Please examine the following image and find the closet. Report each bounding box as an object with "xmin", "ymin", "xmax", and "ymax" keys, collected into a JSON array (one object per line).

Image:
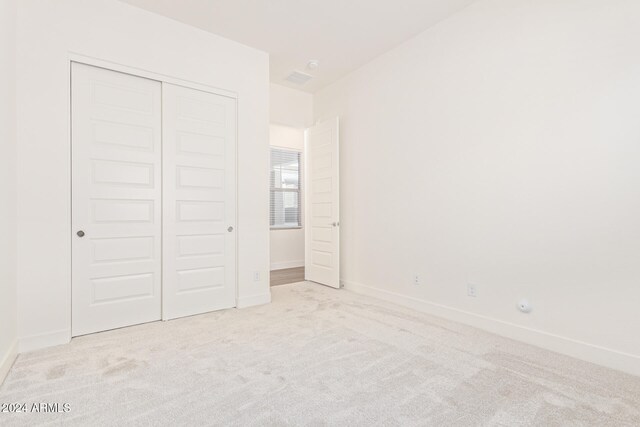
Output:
[{"xmin": 71, "ymin": 63, "xmax": 236, "ymax": 336}]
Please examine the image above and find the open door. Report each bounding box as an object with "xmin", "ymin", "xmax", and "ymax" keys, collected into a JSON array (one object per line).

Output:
[{"xmin": 305, "ymin": 117, "xmax": 340, "ymax": 288}]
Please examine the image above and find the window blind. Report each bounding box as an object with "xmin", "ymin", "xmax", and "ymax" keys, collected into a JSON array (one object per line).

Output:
[{"xmin": 270, "ymin": 148, "xmax": 302, "ymax": 228}]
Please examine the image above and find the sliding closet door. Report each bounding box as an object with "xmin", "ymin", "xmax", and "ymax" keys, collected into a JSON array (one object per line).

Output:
[
  {"xmin": 162, "ymin": 84, "xmax": 237, "ymax": 320},
  {"xmin": 71, "ymin": 63, "xmax": 162, "ymax": 336}
]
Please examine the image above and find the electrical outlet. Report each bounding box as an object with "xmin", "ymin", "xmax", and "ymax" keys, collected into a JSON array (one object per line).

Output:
[
  {"xmin": 254, "ymin": 271, "xmax": 261, "ymax": 282},
  {"xmin": 467, "ymin": 283, "xmax": 478, "ymax": 297},
  {"xmin": 414, "ymin": 275, "xmax": 421, "ymax": 285}
]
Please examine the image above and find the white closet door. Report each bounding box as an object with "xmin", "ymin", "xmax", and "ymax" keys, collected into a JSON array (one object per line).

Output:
[
  {"xmin": 71, "ymin": 63, "xmax": 162, "ymax": 336},
  {"xmin": 162, "ymin": 83, "xmax": 237, "ymax": 320}
]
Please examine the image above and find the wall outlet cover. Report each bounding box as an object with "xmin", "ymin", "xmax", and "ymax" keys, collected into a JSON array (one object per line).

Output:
[{"xmin": 467, "ymin": 284, "xmax": 478, "ymax": 297}]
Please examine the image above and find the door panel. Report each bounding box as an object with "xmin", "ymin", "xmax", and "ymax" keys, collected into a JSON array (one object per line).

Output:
[
  {"xmin": 305, "ymin": 118, "xmax": 340, "ymax": 288},
  {"xmin": 162, "ymin": 84, "xmax": 237, "ymax": 320},
  {"xmin": 72, "ymin": 63, "xmax": 162, "ymax": 336}
]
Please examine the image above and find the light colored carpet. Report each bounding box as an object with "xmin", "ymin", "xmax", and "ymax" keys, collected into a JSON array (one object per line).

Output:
[{"xmin": 1, "ymin": 282, "xmax": 639, "ymax": 426}]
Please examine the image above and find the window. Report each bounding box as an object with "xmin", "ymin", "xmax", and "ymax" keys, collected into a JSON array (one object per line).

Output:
[{"xmin": 270, "ymin": 148, "xmax": 301, "ymax": 229}]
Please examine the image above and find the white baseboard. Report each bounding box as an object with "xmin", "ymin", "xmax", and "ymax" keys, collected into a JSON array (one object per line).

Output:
[
  {"xmin": 342, "ymin": 280, "xmax": 640, "ymax": 377},
  {"xmin": 270, "ymin": 260, "xmax": 304, "ymax": 271},
  {"xmin": 0, "ymin": 339, "xmax": 18, "ymax": 386},
  {"xmin": 237, "ymin": 292, "xmax": 271, "ymax": 308},
  {"xmin": 19, "ymin": 329, "xmax": 71, "ymax": 354}
]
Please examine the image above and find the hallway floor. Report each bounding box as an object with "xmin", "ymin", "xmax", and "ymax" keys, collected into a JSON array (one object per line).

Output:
[{"xmin": 270, "ymin": 267, "xmax": 305, "ymax": 286}]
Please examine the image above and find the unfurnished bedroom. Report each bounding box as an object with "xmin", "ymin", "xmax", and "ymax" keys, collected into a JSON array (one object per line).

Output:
[{"xmin": 0, "ymin": 0, "xmax": 639, "ymax": 425}]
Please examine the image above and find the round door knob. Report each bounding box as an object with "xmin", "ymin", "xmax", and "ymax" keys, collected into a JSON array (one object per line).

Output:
[
  {"xmin": 77, "ymin": 230, "xmax": 85, "ymax": 237},
  {"xmin": 227, "ymin": 226, "xmax": 234, "ymax": 232}
]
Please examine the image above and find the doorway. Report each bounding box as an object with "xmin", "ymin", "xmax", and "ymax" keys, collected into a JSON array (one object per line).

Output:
[
  {"xmin": 269, "ymin": 118, "xmax": 340, "ymax": 288},
  {"xmin": 269, "ymin": 124, "xmax": 305, "ymax": 286}
]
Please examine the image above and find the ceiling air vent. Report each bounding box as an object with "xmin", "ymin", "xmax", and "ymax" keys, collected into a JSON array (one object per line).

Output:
[{"xmin": 285, "ymin": 70, "xmax": 313, "ymax": 85}]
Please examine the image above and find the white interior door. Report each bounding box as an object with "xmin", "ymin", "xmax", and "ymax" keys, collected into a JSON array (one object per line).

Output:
[
  {"xmin": 71, "ymin": 63, "xmax": 162, "ymax": 336},
  {"xmin": 305, "ymin": 118, "xmax": 340, "ymax": 288},
  {"xmin": 162, "ymin": 83, "xmax": 237, "ymax": 320}
]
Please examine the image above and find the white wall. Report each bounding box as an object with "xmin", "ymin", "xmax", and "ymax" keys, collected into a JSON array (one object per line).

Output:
[
  {"xmin": 16, "ymin": 0, "xmax": 270, "ymax": 352},
  {"xmin": 0, "ymin": 0, "xmax": 18, "ymax": 383},
  {"xmin": 270, "ymin": 83, "xmax": 313, "ymax": 129},
  {"xmin": 269, "ymin": 84, "xmax": 312, "ymax": 271},
  {"xmin": 270, "ymin": 124, "xmax": 305, "ymax": 270},
  {"xmin": 315, "ymin": 0, "xmax": 640, "ymax": 376}
]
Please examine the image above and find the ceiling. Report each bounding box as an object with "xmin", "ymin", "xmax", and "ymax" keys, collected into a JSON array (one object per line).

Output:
[{"xmin": 119, "ymin": 0, "xmax": 478, "ymax": 93}]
